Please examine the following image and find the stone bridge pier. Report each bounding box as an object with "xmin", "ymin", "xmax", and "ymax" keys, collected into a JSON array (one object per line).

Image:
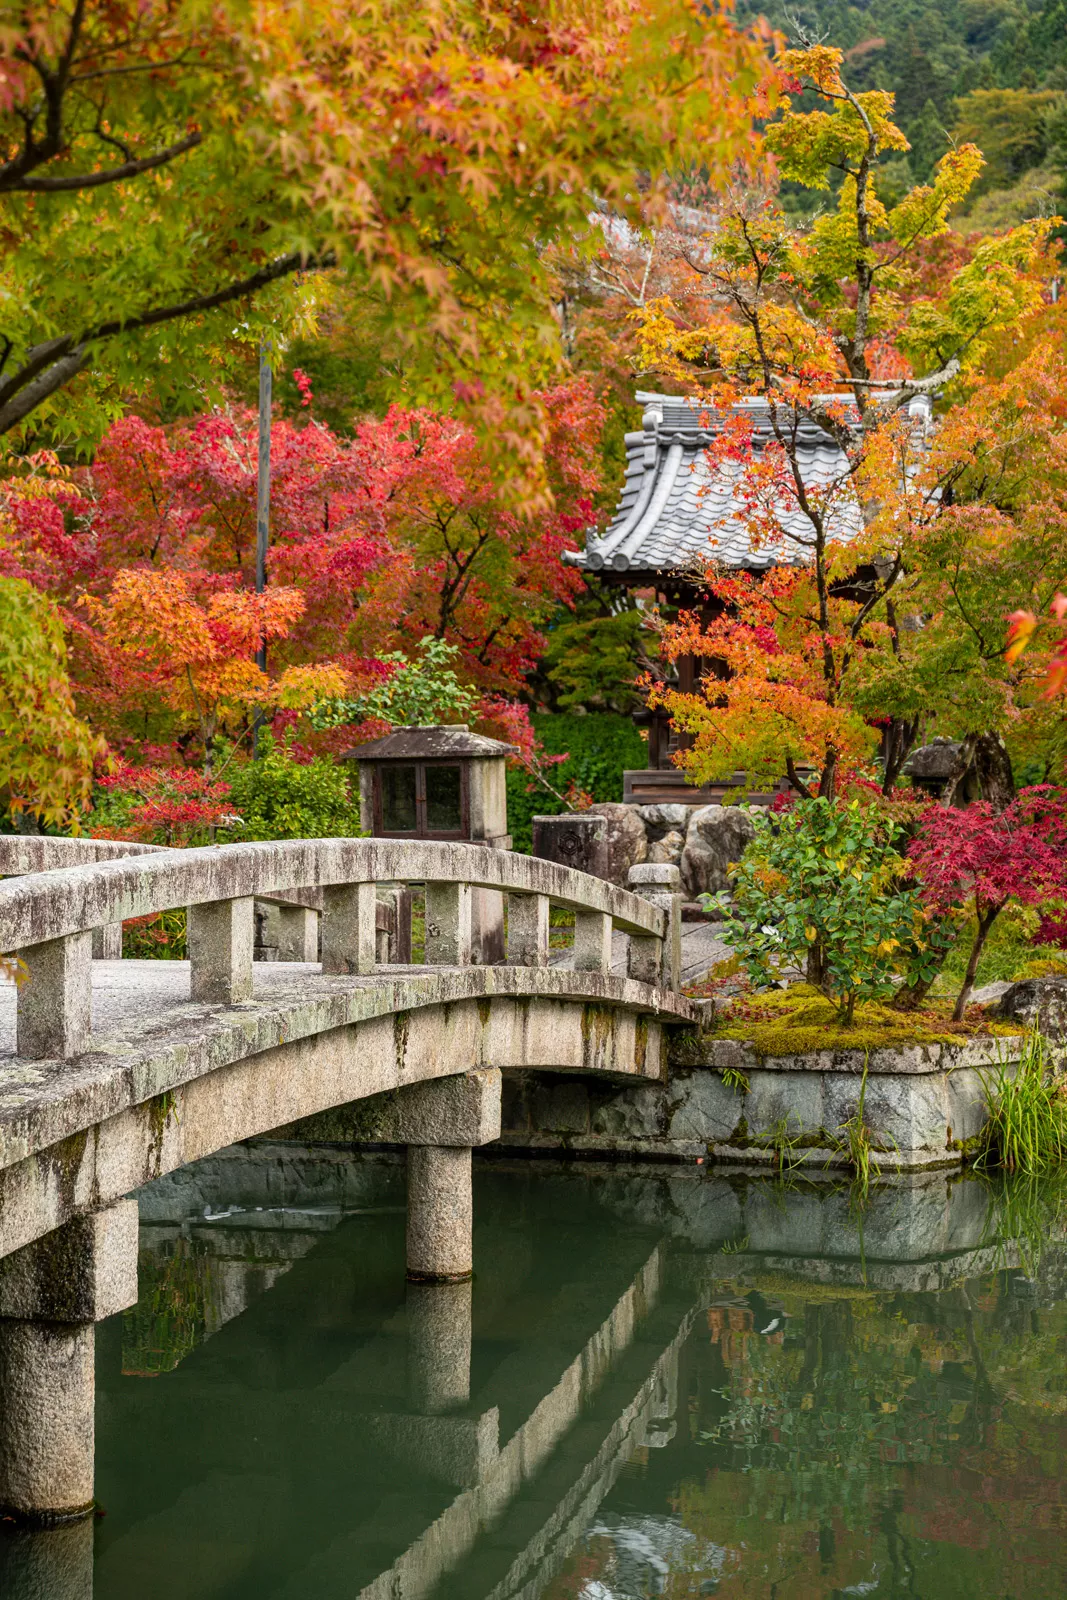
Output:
[
  {"xmin": 0, "ymin": 1072, "xmax": 499, "ymax": 1527},
  {"xmin": 0, "ymin": 1200, "xmax": 138, "ymax": 1525}
]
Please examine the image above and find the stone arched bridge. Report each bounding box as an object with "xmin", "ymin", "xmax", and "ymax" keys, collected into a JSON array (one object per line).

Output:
[{"xmin": 0, "ymin": 834, "xmax": 692, "ymax": 1525}]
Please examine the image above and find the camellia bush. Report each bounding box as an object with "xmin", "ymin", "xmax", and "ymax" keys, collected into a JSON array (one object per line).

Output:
[{"xmin": 710, "ymin": 798, "xmax": 942, "ymax": 1026}]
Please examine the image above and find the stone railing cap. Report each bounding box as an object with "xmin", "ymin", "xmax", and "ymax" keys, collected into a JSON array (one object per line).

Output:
[{"xmin": 628, "ymin": 863, "xmax": 681, "ymax": 888}]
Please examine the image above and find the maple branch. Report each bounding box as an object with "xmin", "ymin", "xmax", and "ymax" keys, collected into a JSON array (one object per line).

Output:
[
  {"xmin": 12, "ymin": 130, "xmax": 203, "ymax": 193},
  {"xmin": 0, "ymin": 250, "xmax": 326, "ymax": 435}
]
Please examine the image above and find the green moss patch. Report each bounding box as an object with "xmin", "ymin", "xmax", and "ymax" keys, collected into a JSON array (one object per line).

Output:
[{"xmin": 711, "ymin": 986, "xmax": 1025, "ymax": 1058}]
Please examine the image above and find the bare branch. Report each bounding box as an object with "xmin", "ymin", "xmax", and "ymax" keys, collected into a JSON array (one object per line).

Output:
[
  {"xmin": 7, "ymin": 129, "xmax": 202, "ymax": 193},
  {"xmin": 0, "ymin": 250, "xmax": 328, "ymax": 435}
]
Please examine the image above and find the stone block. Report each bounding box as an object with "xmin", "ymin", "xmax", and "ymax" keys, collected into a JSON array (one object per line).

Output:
[
  {"xmin": 91, "ymin": 923, "xmax": 122, "ymax": 961},
  {"xmin": 746, "ymin": 1070, "xmax": 825, "ymax": 1142},
  {"xmin": 0, "ymin": 1200, "xmax": 138, "ymax": 1324},
  {"xmin": 342, "ymin": 1068, "xmax": 502, "ymax": 1148},
  {"xmin": 187, "ymin": 896, "xmax": 254, "ymax": 1003},
  {"xmin": 590, "ymin": 1082, "xmax": 664, "ymax": 1140},
  {"xmin": 997, "ymin": 977, "xmax": 1067, "ymax": 1043},
  {"xmin": 531, "ymin": 1077, "xmax": 591, "ymax": 1136},
  {"xmin": 586, "ymin": 802, "xmax": 648, "ymax": 886},
  {"xmin": 0, "ymin": 1321, "xmax": 95, "ymax": 1521},
  {"xmin": 665, "ymin": 1069, "xmax": 741, "ymax": 1144},
  {"xmin": 424, "ymin": 882, "xmax": 472, "ymax": 966},
  {"xmin": 680, "ymin": 804, "xmax": 756, "ymax": 899},
  {"xmin": 636, "ymin": 804, "xmax": 692, "ymax": 833},
  {"xmin": 16, "ymin": 932, "xmax": 93, "ymax": 1061},
  {"xmin": 407, "ymin": 1145, "xmax": 472, "ymax": 1282},
  {"xmin": 648, "ymin": 830, "xmax": 686, "ymax": 865},
  {"xmin": 321, "ymin": 882, "xmax": 378, "ymax": 975},
  {"xmin": 531, "ymin": 815, "xmax": 607, "ymax": 878},
  {"xmin": 945, "ymin": 1065, "xmax": 997, "ymax": 1149}
]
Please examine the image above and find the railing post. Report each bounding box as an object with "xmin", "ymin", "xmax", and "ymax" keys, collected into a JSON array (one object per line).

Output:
[
  {"xmin": 187, "ymin": 897, "xmax": 254, "ymax": 1004},
  {"xmin": 321, "ymin": 882, "xmax": 377, "ymax": 975},
  {"xmin": 506, "ymin": 893, "xmax": 549, "ymax": 967},
  {"xmin": 276, "ymin": 904, "xmax": 319, "ymax": 963},
  {"xmin": 424, "ymin": 883, "xmax": 472, "ymax": 966},
  {"xmin": 572, "ymin": 909, "xmax": 613, "ymax": 974},
  {"xmin": 626, "ymin": 863, "xmax": 681, "ymax": 990},
  {"xmin": 91, "ymin": 922, "xmax": 123, "ymax": 960},
  {"xmin": 16, "ymin": 932, "xmax": 93, "ymax": 1060}
]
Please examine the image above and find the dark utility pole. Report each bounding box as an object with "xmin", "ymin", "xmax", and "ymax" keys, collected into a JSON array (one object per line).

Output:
[{"xmin": 252, "ymin": 342, "xmax": 271, "ymax": 756}]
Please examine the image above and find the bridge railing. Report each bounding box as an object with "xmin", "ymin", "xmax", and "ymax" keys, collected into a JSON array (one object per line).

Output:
[{"xmin": 0, "ymin": 837, "xmax": 681, "ymax": 1061}]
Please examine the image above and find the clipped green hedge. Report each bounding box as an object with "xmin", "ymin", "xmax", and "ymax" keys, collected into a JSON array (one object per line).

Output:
[{"xmin": 507, "ymin": 713, "xmax": 646, "ymax": 853}]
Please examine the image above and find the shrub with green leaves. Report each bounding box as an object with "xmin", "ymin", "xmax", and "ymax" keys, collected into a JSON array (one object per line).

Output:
[
  {"xmin": 711, "ymin": 797, "xmax": 939, "ymax": 1025},
  {"xmin": 311, "ymin": 637, "xmax": 478, "ymax": 730},
  {"xmin": 225, "ymin": 734, "xmax": 362, "ymax": 841}
]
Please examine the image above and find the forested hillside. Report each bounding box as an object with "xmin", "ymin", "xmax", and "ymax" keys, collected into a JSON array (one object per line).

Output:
[{"xmin": 737, "ymin": 0, "xmax": 1067, "ymax": 226}]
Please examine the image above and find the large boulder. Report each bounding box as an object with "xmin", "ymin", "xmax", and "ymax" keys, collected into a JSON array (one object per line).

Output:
[
  {"xmin": 637, "ymin": 803, "xmax": 692, "ymax": 836},
  {"xmin": 680, "ymin": 805, "xmax": 756, "ymax": 899},
  {"xmin": 648, "ymin": 829, "xmax": 686, "ymax": 866},
  {"xmin": 587, "ymin": 802, "xmax": 648, "ymax": 886},
  {"xmin": 996, "ymin": 977, "xmax": 1067, "ymax": 1044}
]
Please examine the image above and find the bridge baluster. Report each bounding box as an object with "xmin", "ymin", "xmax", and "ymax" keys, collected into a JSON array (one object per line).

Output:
[
  {"xmin": 91, "ymin": 922, "xmax": 123, "ymax": 960},
  {"xmin": 187, "ymin": 896, "xmax": 255, "ymax": 1004},
  {"xmin": 16, "ymin": 932, "xmax": 93, "ymax": 1060},
  {"xmin": 572, "ymin": 909, "xmax": 613, "ymax": 974},
  {"xmin": 276, "ymin": 904, "xmax": 319, "ymax": 962},
  {"xmin": 506, "ymin": 893, "xmax": 549, "ymax": 967},
  {"xmin": 626, "ymin": 863, "xmax": 682, "ymax": 991},
  {"xmin": 321, "ymin": 882, "xmax": 377, "ymax": 974},
  {"xmin": 424, "ymin": 883, "xmax": 472, "ymax": 966}
]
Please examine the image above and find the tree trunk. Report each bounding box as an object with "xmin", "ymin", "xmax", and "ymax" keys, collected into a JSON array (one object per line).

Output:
[
  {"xmin": 952, "ymin": 905, "xmax": 1001, "ymax": 1022},
  {"xmin": 941, "ymin": 731, "xmax": 1015, "ymax": 812},
  {"xmin": 881, "ymin": 716, "xmax": 920, "ymax": 795},
  {"xmin": 892, "ymin": 970, "xmax": 939, "ymax": 1012},
  {"xmin": 806, "ymin": 939, "xmax": 826, "ymax": 990}
]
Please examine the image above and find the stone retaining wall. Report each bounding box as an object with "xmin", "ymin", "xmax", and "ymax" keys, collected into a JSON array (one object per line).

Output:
[{"xmin": 495, "ymin": 1029, "xmax": 1027, "ymax": 1172}]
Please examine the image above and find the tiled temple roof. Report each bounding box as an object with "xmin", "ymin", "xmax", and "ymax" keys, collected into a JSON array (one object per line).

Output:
[{"xmin": 564, "ymin": 390, "xmax": 931, "ymax": 576}]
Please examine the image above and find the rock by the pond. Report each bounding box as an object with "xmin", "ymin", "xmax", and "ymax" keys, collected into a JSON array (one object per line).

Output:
[
  {"xmin": 587, "ymin": 802, "xmax": 648, "ymax": 886},
  {"xmin": 996, "ymin": 977, "xmax": 1067, "ymax": 1043},
  {"xmin": 648, "ymin": 829, "xmax": 686, "ymax": 865},
  {"xmin": 680, "ymin": 804, "xmax": 756, "ymax": 898},
  {"xmin": 637, "ymin": 804, "xmax": 692, "ymax": 835}
]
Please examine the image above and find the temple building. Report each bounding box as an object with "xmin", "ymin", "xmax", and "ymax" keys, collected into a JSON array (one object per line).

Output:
[{"xmin": 563, "ymin": 390, "xmax": 929, "ymax": 805}]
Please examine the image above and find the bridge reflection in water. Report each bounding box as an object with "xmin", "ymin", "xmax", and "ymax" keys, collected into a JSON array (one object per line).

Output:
[{"xmin": 3, "ymin": 1155, "xmax": 1067, "ymax": 1600}]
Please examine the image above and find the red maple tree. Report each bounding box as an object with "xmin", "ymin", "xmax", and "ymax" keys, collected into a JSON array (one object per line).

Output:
[{"xmin": 908, "ymin": 786, "xmax": 1067, "ymax": 1018}]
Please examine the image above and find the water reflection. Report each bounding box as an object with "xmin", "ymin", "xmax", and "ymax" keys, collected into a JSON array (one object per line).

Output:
[{"xmin": 3, "ymin": 1156, "xmax": 1067, "ymax": 1598}]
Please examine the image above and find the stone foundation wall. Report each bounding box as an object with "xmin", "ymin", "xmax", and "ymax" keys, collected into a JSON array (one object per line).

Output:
[{"xmin": 497, "ymin": 1030, "xmax": 1025, "ymax": 1171}]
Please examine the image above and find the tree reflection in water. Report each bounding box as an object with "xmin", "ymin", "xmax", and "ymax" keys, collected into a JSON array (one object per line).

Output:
[{"xmin": 3, "ymin": 1158, "xmax": 1067, "ymax": 1600}]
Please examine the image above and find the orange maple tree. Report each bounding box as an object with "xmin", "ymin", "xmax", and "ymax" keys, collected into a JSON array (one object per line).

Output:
[{"xmin": 80, "ymin": 570, "xmax": 348, "ymax": 773}]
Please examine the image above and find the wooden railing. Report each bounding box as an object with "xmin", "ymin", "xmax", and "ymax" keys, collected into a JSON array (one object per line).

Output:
[{"xmin": 0, "ymin": 837, "xmax": 682, "ymax": 1061}]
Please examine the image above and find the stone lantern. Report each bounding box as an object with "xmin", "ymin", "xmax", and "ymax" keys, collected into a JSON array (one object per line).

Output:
[{"xmin": 345, "ymin": 725, "xmax": 514, "ymax": 961}]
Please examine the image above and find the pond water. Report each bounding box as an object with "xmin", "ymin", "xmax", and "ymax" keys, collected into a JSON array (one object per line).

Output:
[{"xmin": 4, "ymin": 1151, "xmax": 1067, "ymax": 1599}]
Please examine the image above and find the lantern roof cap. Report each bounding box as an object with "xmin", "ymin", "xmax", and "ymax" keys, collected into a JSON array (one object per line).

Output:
[{"xmin": 342, "ymin": 725, "xmax": 516, "ymax": 762}]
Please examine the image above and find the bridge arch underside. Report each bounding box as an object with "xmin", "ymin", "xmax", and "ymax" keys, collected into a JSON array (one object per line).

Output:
[{"xmin": 0, "ymin": 975, "xmax": 671, "ymax": 1262}]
